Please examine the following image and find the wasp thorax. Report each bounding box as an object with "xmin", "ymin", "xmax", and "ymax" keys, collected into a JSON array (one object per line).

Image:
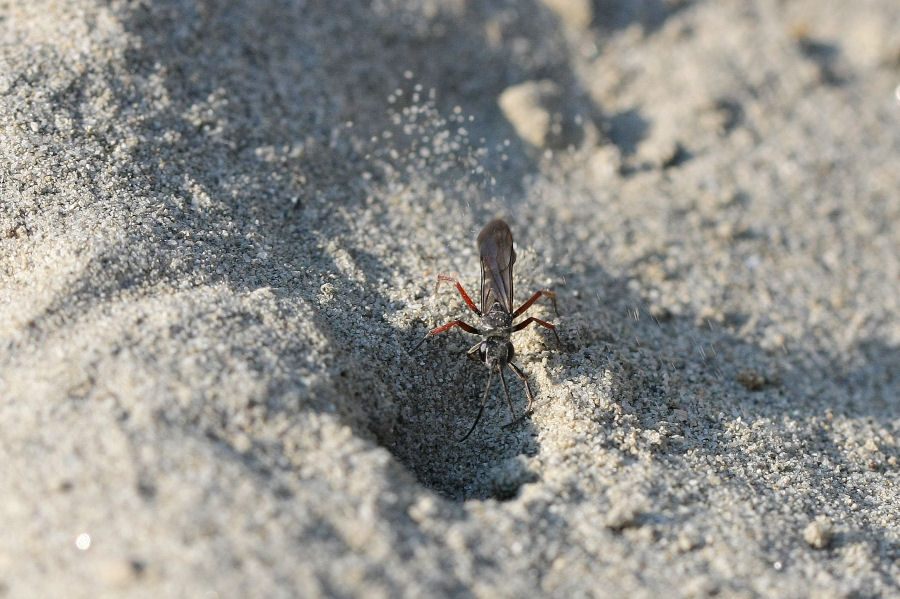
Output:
[{"xmin": 482, "ymin": 306, "xmax": 512, "ymax": 331}]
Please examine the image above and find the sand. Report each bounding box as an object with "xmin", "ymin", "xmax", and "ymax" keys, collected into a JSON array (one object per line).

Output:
[{"xmin": 1, "ymin": 0, "xmax": 899, "ymax": 597}]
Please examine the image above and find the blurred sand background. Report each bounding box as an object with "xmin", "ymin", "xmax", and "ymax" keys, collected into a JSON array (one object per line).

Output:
[{"xmin": 1, "ymin": 0, "xmax": 899, "ymax": 597}]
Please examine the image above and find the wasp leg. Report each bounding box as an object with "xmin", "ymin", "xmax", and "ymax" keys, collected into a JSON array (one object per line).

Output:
[
  {"xmin": 436, "ymin": 275, "xmax": 481, "ymax": 315},
  {"xmin": 409, "ymin": 320, "xmax": 482, "ymax": 352},
  {"xmin": 507, "ymin": 362, "xmax": 535, "ymax": 413},
  {"xmin": 512, "ymin": 317, "xmax": 560, "ymax": 344},
  {"xmin": 512, "ymin": 289, "xmax": 558, "ymax": 318}
]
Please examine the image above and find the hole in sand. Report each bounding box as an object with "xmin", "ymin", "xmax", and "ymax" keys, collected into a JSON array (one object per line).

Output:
[{"xmin": 384, "ymin": 353, "xmax": 541, "ymax": 501}]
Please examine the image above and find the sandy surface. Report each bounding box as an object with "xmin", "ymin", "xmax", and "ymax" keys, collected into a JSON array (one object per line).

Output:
[{"xmin": 2, "ymin": 0, "xmax": 899, "ymax": 597}]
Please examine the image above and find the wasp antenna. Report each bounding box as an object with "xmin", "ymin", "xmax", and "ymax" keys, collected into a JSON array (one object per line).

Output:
[
  {"xmin": 458, "ymin": 370, "xmax": 494, "ymax": 442},
  {"xmin": 498, "ymin": 367, "xmax": 516, "ymax": 422},
  {"xmin": 409, "ymin": 333, "xmax": 430, "ymax": 353}
]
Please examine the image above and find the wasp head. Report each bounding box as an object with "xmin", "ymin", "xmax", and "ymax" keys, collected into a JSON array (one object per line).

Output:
[{"xmin": 475, "ymin": 337, "xmax": 514, "ymax": 370}]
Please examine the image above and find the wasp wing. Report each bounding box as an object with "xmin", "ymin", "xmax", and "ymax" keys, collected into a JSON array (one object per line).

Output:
[{"xmin": 477, "ymin": 219, "xmax": 516, "ymax": 313}]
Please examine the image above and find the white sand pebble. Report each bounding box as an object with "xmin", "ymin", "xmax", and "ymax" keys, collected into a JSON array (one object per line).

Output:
[
  {"xmin": 803, "ymin": 517, "xmax": 834, "ymax": 549},
  {"xmin": 498, "ymin": 80, "xmax": 564, "ymax": 148},
  {"xmin": 539, "ymin": 0, "xmax": 594, "ymax": 30}
]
